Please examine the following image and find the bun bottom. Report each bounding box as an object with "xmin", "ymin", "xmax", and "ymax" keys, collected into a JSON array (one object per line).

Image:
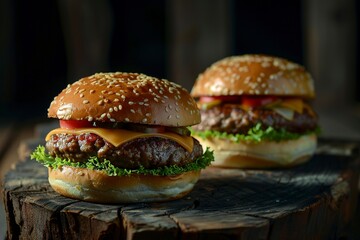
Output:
[
  {"xmin": 194, "ymin": 134, "xmax": 317, "ymax": 168},
  {"xmin": 48, "ymin": 166, "xmax": 200, "ymax": 203}
]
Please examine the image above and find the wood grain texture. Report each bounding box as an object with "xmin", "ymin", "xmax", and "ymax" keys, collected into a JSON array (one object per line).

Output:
[{"xmin": 3, "ymin": 138, "xmax": 360, "ymax": 240}]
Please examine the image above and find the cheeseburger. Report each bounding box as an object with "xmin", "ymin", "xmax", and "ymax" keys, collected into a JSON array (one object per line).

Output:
[
  {"xmin": 31, "ymin": 72, "xmax": 213, "ymax": 203},
  {"xmin": 191, "ymin": 54, "xmax": 319, "ymax": 168}
]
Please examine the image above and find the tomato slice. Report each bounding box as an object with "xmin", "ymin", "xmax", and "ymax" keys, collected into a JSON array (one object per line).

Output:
[
  {"xmin": 59, "ymin": 120, "xmax": 94, "ymax": 129},
  {"xmin": 241, "ymin": 96, "xmax": 278, "ymax": 108}
]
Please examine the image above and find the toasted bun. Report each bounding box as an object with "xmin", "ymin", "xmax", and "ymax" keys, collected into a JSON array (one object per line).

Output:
[
  {"xmin": 191, "ymin": 54, "xmax": 315, "ymax": 99},
  {"xmin": 48, "ymin": 72, "xmax": 200, "ymax": 127},
  {"xmin": 48, "ymin": 166, "xmax": 201, "ymax": 203},
  {"xmin": 193, "ymin": 134, "xmax": 317, "ymax": 168}
]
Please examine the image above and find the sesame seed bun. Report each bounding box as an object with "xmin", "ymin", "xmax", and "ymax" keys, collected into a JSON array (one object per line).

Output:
[
  {"xmin": 40, "ymin": 72, "xmax": 209, "ymax": 203},
  {"xmin": 191, "ymin": 54, "xmax": 315, "ymax": 99},
  {"xmin": 48, "ymin": 166, "xmax": 200, "ymax": 203},
  {"xmin": 48, "ymin": 72, "xmax": 200, "ymax": 127},
  {"xmin": 190, "ymin": 54, "xmax": 318, "ymax": 169}
]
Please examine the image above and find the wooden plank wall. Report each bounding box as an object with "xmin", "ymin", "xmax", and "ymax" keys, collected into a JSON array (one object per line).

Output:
[
  {"xmin": 303, "ymin": 0, "xmax": 359, "ymax": 139},
  {"xmin": 167, "ymin": 0, "xmax": 233, "ymax": 91},
  {"xmin": 303, "ymin": 0, "xmax": 357, "ymax": 110}
]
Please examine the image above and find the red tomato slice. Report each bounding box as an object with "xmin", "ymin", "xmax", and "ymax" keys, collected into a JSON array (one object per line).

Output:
[
  {"xmin": 241, "ymin": 96, "xmax": 278, "ymax": 107},
  {"xmin": 59, "ymin": 120, "xmax": 94, "ymax": 129}
]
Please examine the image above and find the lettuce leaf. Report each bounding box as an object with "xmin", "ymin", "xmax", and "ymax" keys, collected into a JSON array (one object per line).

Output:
[
  {"xmin": 30, "ymin": 145, "xmax": 214, "ymax": 177},
  {"xmin": 191, "ymin": 123, "xmax": 320, "ymax": 143}
]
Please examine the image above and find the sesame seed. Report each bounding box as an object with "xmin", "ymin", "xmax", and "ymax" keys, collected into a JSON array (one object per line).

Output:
[
  {"xmin": 83, "ymin": 100, "xmax": 89, "ymax": 104},
  {"xmin": 88, "ymin": 116, "xmax": 93, "ymax": 121},
  {"xmin": 90, "ymin": 90, "xmax": 95, "ymax": 94},
  {"xmin": 261, "ymin": 62, "xmax": 271, "ymax": 68},
  {"xmin": 146, "ymin": 113, "xmax": 151, "ymax": 117},
  {"xmin": 144, "ymin": 98, "xmax": 149, "ymax": 102},
  {"xmin": 100, "ymin": 113, "xmax": 106, "ymax": 119},
  {"xmin": 107, "ymin": 113, "xmax": 111, "ymax": 119},
  {"xmin": 154, "ymin": 98, "xmax": 159, "ymax": 102},
  {"xmin": 142, "ymin": 118, "xmax": 147, "ymax": 123},
  {"xmin": 124, "ymin": 118, "xmax": 130, "ymax": 122},
  {"xmin": 114, "ymin": 98, "xmax": 119, "ymax": 102},
  {"xmin": 244, "ymin": 76, "xmax": 251, "ymax": 84},
  {"xmin": 80, "ymin": 93, "xmax": 84, "ymax": 98},
  {"xmin": 130, "ymin": 109, "xmax": 135, "ymax": 113},
  {"xmin": 97, "ymin": 100, "xmax": 104, "ymax": 106},
  {"xmin": 118, "ymin": 104, "xmax": 122, "ymax": 110},
  {"xmin": 110, "ymin": 118, "xmax": 116, "ymax": 122},
  {"xmin": 109, "ymin": 108, "xmax": 113, "ymax": 113},
  {"xmin": 129, "ymin": 101, "xmax": 134, "ymax": 105}
]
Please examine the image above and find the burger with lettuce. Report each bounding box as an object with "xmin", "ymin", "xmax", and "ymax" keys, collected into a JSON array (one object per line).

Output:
[
  {"xmin": 31, "ymin": 72, "xmax": 213, "ymax": 203},
  {"xmin": 190, "ymin": 54, "xmax": 319, "ymax": 168}
]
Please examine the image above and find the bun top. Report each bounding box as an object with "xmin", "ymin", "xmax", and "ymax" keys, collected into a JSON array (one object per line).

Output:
[
  {"xmin": 48, "ymin": 72, "xmax": 201, "ymax": 127},
  {"xmin": 191, "ymin": 54, "xmax": 315, "ymax": 99}
]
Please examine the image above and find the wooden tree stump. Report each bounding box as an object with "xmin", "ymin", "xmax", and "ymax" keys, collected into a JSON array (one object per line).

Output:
[{"xmin": 2, "ymin": 138, "xmax": 360, "ymax": 239}]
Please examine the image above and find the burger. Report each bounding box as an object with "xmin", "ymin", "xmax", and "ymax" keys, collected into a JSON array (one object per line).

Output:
[
  {"xmin": 190, "ymin": 54, "xmax": 319, "ymax": 168},
  {"xmin": 31, "ymin": 72, "xmax": 213, "ymax": 203}
]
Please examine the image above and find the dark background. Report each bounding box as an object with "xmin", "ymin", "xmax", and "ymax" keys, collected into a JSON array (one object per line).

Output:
[
  {"xmin": 0, "ymin": 0, "xmax": 304, "ymax": 118},
  {"xmin": 0, "ymin": 0, "xmax": 359, "ymax": 139}
]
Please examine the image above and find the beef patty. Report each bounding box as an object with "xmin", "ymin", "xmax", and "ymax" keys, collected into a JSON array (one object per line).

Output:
[
  {"xmin": 46, "ymin": 133, "xmax": 203, "ymax": 169},
  {"xmin": 192, "ymin": 104, "xmax": 318, "ymax": 134}
]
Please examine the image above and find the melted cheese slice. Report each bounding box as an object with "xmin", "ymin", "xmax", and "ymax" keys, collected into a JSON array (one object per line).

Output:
[
  {"xmin": 45, "ymin": 128, "xmax": 194, "ymax": 152},
  {"xmin": 269, "ymin": 99, "xmax": 315, "ymax": 120},
  {"xmin": 279, "ymin": 99, "xmax": 304, "ymax": 113}
]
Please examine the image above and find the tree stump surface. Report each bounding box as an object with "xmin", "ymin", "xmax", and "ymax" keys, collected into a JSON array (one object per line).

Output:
[{"xmin": 2, "ymin": 123, "xmax": 360, "ymax": 239}]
